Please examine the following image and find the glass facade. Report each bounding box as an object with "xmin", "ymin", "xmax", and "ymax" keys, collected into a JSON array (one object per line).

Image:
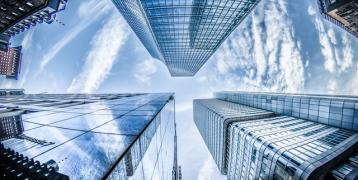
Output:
[
  {"xmin": 0, "ymin": 90, "xmax": 179, "ymax": 179},
  {"xmin": 330, "ymin": 153, "xmax": 358, "ymax": 180},
  {"xmin": 111, "ymin": 0, "xmax": 163, "ymax": 60},
  {"xmin": 194, "ymin": 92, "xmax": 358, "ymax": 179},
  {"xmin": 193, "ymin": 99, "xmax": 274, "ymax": 174},
  {"xmin": 228, "ymin": 116, "xmax": 357, "ymax": 180},
  {"xmin": 216, "ymin": 92, "xmax": 358, "ymax": 131},
  {"xmin": 317, "ymin": 0, "xmax": 358, "ymax": 38},
  {"xmin": 112, "ymin": 0, "xmax": 260, "ymax": 76}
]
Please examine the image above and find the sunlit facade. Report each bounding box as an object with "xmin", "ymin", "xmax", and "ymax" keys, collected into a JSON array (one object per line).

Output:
[
  {"xmin": 194, "ymin": 92, "xmax": 358, "ymax": 179},
  {"xmin": 0, "ymin": 90, "xmax": 180, "ymax": 179},
  {"xmin": 193, "ymin": 99, "xmax": 274, "ymax": 174},
  {"xmin": 112, "ymin": 0, "xmax": 260, "ymax": 76},
  {"xmin": 228, "ymin": 116, "xmax": 357, "ymax": 180}
]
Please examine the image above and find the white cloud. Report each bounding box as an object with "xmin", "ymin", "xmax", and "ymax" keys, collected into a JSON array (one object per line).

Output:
[
  {"xmin": 305, "ymin": 60, "xmax": 309, "ymax": 68},
  {"xmin": 338, "ymin": 33, "xmax": 353, "ymax": 72},
  {"xmin": 307, "ymin": 3, "xmax": 354, "ymax": 74},
  {"xmin": 197, "ymin": 157, "xmax": 225, "ymax": 180},
  {"xmin": 176, "ymin": 101, "xmax": 192, "ymax": 113},
  {"xmin": 309, "ymin": 8, "xmax": 336, "ymax": 72},
  {"xmin": 21, "ymin": 29, "xmax": 35, "ymax": 50},
  {"xmin": 307, "ymin": 4, "xmax": 316, "ymax": 15},
  {"xmin": 67, "ymin": 13, "xmax": 130, "ymax": 93},
  {"xmin": 328, "ymin": 28, "xmax": 337, "ymax": 45},
  {"xmin": 39, "ymin": 0, "xmax": 112, "ymax": 73},
  {"xmin": 327, "ymin": 79, "xmax": 337, "ymax": 94},
  {"xmin": 210, "ymin": 0, "xmax": 305, "ymax": 93},
  {"xmin": 134, "ymin": 58, "xmax": 158, "ymax": 86},
  {"xmin": 196, "ymin": 76, "xmax": 208, "ymax": 83},
  {"xmin": 17, "ymin": 30, "xmax": 35, "ymax": 87}
]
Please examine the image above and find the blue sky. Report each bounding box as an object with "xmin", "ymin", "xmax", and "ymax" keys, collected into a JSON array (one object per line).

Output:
[{"xmin": 1, "ymin": 0, "xmax": 358, "ymax": 179}]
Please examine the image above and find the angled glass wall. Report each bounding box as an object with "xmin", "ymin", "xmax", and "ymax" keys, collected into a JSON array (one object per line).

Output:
[
  {"xmin": 0, "ymin": 91, "xmax": 179, "ymax": 179},
  {"xmin": 112, "ymin": 0, "xmax": 260, "ymax": 76}
]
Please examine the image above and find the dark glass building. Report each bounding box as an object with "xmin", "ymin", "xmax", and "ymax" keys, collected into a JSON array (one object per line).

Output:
[
  {"xmin": 0, "ymin": 34, "xmax": 10, "ymax": 52},
  {"xmin": 0, "ymin": 46, "xmax": 22, "ymax": 79},
  {"xmin": 0, "ymin": 0, "xmax": 67, "ymax": 37},
  {"xmin": 0, "ymin": 89, "xmax": 180, "ymax": 179},
  {"xmin": 317, "ymin": 0, "xmax": 358, "ymax": 38},
  {"xmin": 112, "ymin": 0, "xmax": 260, "ymax": 76},
  {"xmin": 0, "ymin": 112, "xmax": 24, "ymax": 141},
  {"xmin": 194, "ymin": 92, "xmax": 358, "ymax": 180}
]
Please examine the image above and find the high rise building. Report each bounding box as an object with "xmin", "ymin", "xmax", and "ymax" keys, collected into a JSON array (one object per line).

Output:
[
  {"xmin": 0, "ymin": 112, "xmax": 24, "ymax": 141},
  {"xmin": 194, "ymin": 92, "xmax": 358, "ymax": 180},
  {"xmin": 0, "ymin": 89, "xmax": 181, "ymax": 179},
  {"xmin": 0, "ymin": 0, "xmax": 67, "ymax": 37},
  {"xmin": 317, "ymin": 0, "xmax": 358, "ymax": 38},
  {"xmin": 0, "ymin": 46, "xmax": 22, "ymax": 79},
  {"xmin": 194, "ymin": 99, "xmax": 275, "ymax": 174},
  {"xmin": 112, "ymin": 0, "xmax": 260, "ymax": 76},
  {"xmin": 216, "ymin": 92, "xmax": 358, "ymax": 131},
  {"xmin": 0, "ymin": 34, "xmax": 10, "ymax": 52}
]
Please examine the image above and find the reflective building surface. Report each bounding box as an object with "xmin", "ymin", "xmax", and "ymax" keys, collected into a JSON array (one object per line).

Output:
[
  {"xmin": 0, "ymin": 34, "xmax": 10, "ymax": 52},
  {"xmin": 216, "ymin": 92, "xmax": 358, "ymax": 131},
  {"xmin": 112, "ymin": 0, "xmax": 260, "ymax": 76},
  {"xmin": 0, "ymin": 89, "xmax": 180, "ymax": 179},
  {"xmin": 317, "ymin": 0, "xmax": 358, "ymax": 38},
  {"xmin": 194, "ymin": 92, "xmax": 358, "ymax": 180},
  {"xmin": 193, "ymin": 99, "xmax": 274, "ymax": 174},
  {"xmin": 0, "ymin": 0, "xmax": 67, "ymax": 37}
]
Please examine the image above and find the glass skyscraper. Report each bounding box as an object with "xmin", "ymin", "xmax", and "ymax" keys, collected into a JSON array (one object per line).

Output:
[
  {"xmin": 112, "ymin": 0, "xmax": 260, "ymax": 76},
  {"xmin": 0, "ymin": 89, "xmax": 180, "ymax": 179},
  {"xmin": 194, "ymin": 92, "xmax": 358, "ymax": 180}
]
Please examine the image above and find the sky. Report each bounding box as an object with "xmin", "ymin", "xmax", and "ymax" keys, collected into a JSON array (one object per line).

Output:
[{"xmin": 1, "ymin": 0, "xmax": 358, "ymax": 179}]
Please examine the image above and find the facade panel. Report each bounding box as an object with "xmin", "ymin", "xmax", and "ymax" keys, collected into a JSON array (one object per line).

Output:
[
  {"xmin": 317, "ymin": 0, "xmax": 358, "ymax": 38},
  {"xmin": 112, "ymin": 0, "xmax": 260, "ymax": 76},
  {"xmin": 0, "ymin": 90, "xmax": 180, "ymax": 179},
  {"xmin": 193, "ymin": 99, "xmax": 274, "ymax": 174},
  {"xmin": 227, "ymin": 116, "xmax": 358, "ymax": 180},
  {"xmin": 195, "ymin": 92, "xmax": 358, "ymax": 179},
  {"xmin": 216, "ymin": 92, "xmax": 358, "ymax": 131}
]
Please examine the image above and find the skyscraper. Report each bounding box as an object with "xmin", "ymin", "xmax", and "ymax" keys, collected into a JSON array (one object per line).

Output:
[
  {"xmin": 0, "ymin": 46, "xmax": 22, "ymax": 79},
  {"xmin": 194, "ymin": 99, "xmax": 274, "ymax": 174},
  {"xmin": 317, "ymin": 0, "xmax": 358, "ymax": 38},
  {"xmin": 194, "ymin": 92, "xmax": 358, "ymax": 179},
  {"xmin": 0, "ymin": 0, "xmax": 67, "ymax": 37},
  {"xmin": 0, "ymin": 112, "xmax": 24, "ymax": 141},
  {"xmin": 112, "ymin": 0, "xmax": 260, "ymax": 76},
  {"xmin": 0, "ymin": 34, "xmax": 10, "ymax": 52},
  {"xmin": 0, "ymin": 89, "xmax": 181, "ymax": 179}
]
